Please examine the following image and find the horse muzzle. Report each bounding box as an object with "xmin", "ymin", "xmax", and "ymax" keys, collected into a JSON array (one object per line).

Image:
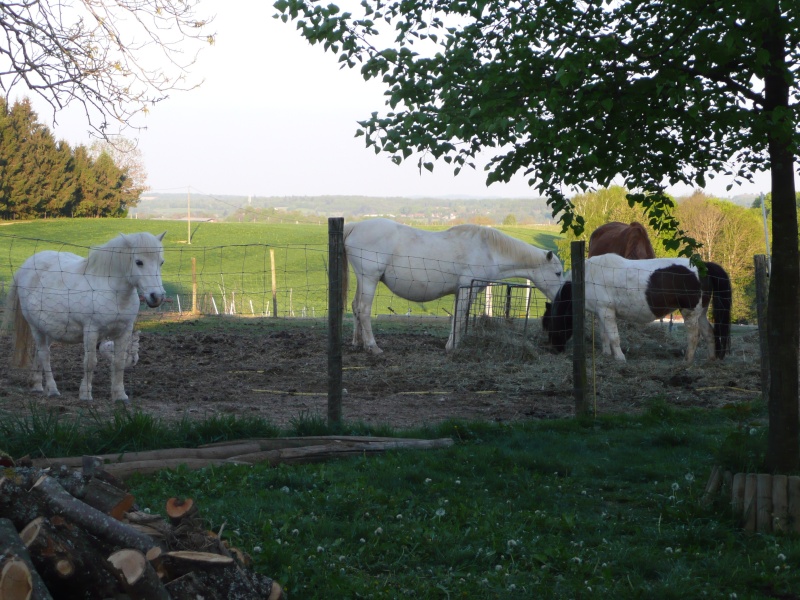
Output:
[{"xmin": 143, "ymin": 290, "xmax": 166, "ymax": 308}]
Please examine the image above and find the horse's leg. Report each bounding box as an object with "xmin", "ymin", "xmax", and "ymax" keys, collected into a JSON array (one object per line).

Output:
[
  {"xmin": 446, "ymin": 288, "xmax": 471, "ymax": 352},
  {"xmin": 598, "ymin": 309, "xmax": 626, "ymax": 360},
  {"xmin": 79, "ymin": 329, "xmax": 100, "ymax": 401},
  {"xmin": 30, "ymin": 329, "xmax": 58, "ymax": 395},
  {"xmin": 352, "ymin": 278, "xmax": 382, "ymax": 354},
  {"xmin": 109, "ymin": 330, "xmax": 132, "ymax": 403},
  {"xmin": 351, "ymin": 277, "xmax": 365, "ymax": 347}
]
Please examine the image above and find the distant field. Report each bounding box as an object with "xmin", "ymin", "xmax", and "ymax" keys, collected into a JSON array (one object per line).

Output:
[{"xmin": 0, "ymin": 219, "xmax": 562, "ymax": 318}]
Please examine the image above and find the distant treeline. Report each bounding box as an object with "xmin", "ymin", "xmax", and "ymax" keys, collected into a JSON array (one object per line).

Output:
[
  {"xmin": 138, "ymin": 192, "xmax": 562, "ymax": 224},
  {"xmin": 0, "ymin": 98, "xmax": 142, "ymax": 220}
]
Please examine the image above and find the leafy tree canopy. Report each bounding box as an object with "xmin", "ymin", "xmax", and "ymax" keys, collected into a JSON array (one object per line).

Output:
[{"xmin": 274, "ymin": 0, "xmax": 797, "ymax": 250}]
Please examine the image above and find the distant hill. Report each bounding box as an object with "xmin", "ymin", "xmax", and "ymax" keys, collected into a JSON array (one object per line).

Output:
[
  {"xmin": 133, "ymin": 193, "xmax": 560, "ymax": 225},
  {"xmin": 134, "ymin": 190, "xmax": 761, "ymax": 224}
]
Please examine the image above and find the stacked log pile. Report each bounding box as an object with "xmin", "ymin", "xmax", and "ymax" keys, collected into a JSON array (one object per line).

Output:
[
  {"xmin": 1, "ymin": 436, "xmax": 454, "ymax": 598},
  {"xmin": 0, "ymin": 458, "xmax": 284, "ymax": 600}
]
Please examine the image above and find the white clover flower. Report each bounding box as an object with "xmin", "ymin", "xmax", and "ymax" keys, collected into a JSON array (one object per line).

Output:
[
  {"xmin": 435, "ymin": 508, "xmax": 446, "ymax": 518},
  {"xmin": 665, "ymin": 547, "xmax": 674, "ymax": 554},
  {"xmin": 339, "ymin": 555, "xmax": 346, "ymax": 562},
  {"xmin": 671, "ymin": 482, "xmax": 680, "ymax": 491},
  {"xmin": 778, "ymin": 553, "xmax": 787, "ymax": 561},
  {"xmin": 292, "ymin": 529, "xmax": 299, "ymax": 536},
  {"xmin": 507, "ymin": 539, "xmax": 518, "ymax": 548},
  {"xmin": 571, "ymin": 557, "xmax": 582, "ymax": 564},
  {"xmin": 374, "ymin": 527, "xmax": 383, "ymax": 535},
  {"xmin": 455, "ymin": 479, "xmax": 461, "ymax": 485},
  {"xmin": 253, "ymin": 546, "xmax": 262, "ymax": 553},
  {"xmin": 685, "ymin": 472, "xmax": 695, "ymax": 483},
  {"xmin": 425, "ymin": 478, "xmax": 432, "ymax": 484},
  {"xmin": 508, "ymin": 584, "xmax": 517, "ymax": 592},
  {"xmin": 396, "ymin": 514, "xmax": 403, "ymax": 520},
  {"xmin": 360, "ymin": 538, "xmax": 366, "ymax": 544},
  {"xmin": 495, "ymin": 565, "xmax": 503, "ymax": 572},
  {"xmin": 281, "ymin": 486, "xmax": 290, "ymax": 494},
  {"xmin": 317, "ymin": 546, "xmax": 324, "ymax": 553}
]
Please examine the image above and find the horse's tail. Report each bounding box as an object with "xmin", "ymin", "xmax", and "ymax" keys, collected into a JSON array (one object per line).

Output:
[
  {"xmin": 706, "ymin": 262, "xmax": 732, "ymax": 359},
  {"xmin": 1, "ymin": 281, "xmax": 34, "ymax": 369}
]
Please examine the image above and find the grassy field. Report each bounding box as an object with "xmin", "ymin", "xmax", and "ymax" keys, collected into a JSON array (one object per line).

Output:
[
  {"xmin": 0, "ymin": 218, "xmax": 562, "ymax": 319},
  {"xmin": 1, "ymin": 396, "xmax": 794, "ymax": 599}
]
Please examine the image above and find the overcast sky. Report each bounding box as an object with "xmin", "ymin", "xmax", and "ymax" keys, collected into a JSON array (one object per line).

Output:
[{"xmin": 21, "ymin": 0, "xmax": 780, "ymax": 200}]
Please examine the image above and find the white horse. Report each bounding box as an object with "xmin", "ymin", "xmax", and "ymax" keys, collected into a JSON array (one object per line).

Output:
[
  {"xmin": 2, "ymin": 232, "xmax": 166, "ymax": 402},
  {"xmin": 343, "ymin": 219, "xmax": 564, "ymax": 354}
]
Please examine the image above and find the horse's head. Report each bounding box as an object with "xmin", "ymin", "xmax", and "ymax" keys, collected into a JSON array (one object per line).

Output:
[
  {"xmin": 538, "ymin": 250, "xmax": 565, "ymax": 301},
  {"xmin": 542, "ymin": 281, "xmax": 573, "ymax": 353},
  {"xmin": 122, "ymin": 232, "xmax": 167, "ymax": 308}
]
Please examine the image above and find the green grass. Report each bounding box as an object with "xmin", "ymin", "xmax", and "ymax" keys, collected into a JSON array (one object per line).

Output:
[
  {"xmin": 0, "ymin": 219, "xmax": 561, "ymax": 319},
  {"xmin": 3, "ymin": 396, "xmax": 794, "ymax": 599},
  {"xmin": 119, "ymin": 404, "xmax": 797, "ymax": 600}
]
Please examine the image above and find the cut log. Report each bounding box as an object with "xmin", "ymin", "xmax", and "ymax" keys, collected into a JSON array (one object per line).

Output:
[
  {"xmin": 160, "ymin": 553, "xmax": 260, "ymax": 600},
  {"xmin": 743, "ymin": 473, "xmax": 757, "ymax": 532},
  {"xmin": 82, "ymin": 478, "xmax": 135, "ymax": 520},
  {"xmin": 731, "ymin": 472, "xmax": 746, "ymax": 520},
  {"xmin": 756, "ymin": 474, "xmax": 773, "ymax": 533},
  {"xmin": 0, "ymin": 477, "xmax": 43, "ymax": 531},
  {"xmin": 772, "ymin": 475, "xmax": 789, "ymax": 534},
  {"xmin": 0, "ymin": 558, "xmax": 33, "ymax": 600},
  {"xmin": 107, "ymin": 549, "xmax": 170, "ymax": 600},
  {"xmin": 31, "ymin": 476, "xmax": 161, "ymax": 554},
  {"xmin": 31, "ymin": 442, "xmax": 264, "ymax": 469},
  {"xmin": 166, "ymin": 497, "xmax": 198, "ymax": 524},
  {"xmin": 788, "ymin": 476, "xmax": 800, "ymax": 533},
  {"xmin": 701, "ymin": 466, "xmax": 722, "ymax": 506},
  {"xmin": 161, "ymin": 550, "xmax": 234, "ymax": 577},
  {"xmin": 100, "ymin": 458, "xmax": 246, "ymax": 480},
  {"xmin": 0, "ymin": 518, "xmax": 53, "ymax": 600},
  {"xmin": 21, "ymin": 515, "xmax": 122, "ymax": 598},
  {"xmin": 227, "ymin": 438, "xmax": 454, "ymax": 466}
]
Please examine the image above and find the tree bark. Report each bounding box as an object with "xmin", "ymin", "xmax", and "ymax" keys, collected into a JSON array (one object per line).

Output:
[
  {"xmin": 763, "ymin": 16, "xmax": 800, "ymax": 472},
  {"xmin": 31, "ymin": 476, "xmax": 161, "ymax": 554}
]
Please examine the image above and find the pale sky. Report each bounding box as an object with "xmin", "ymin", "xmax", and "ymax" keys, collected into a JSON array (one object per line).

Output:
[{"xmin": 22, "ymin": 0, "xmax": 781, "ymax": 201}]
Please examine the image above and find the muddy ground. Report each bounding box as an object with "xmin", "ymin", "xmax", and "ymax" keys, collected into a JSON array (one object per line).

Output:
[{"xmin": 0, "ymin": 315, "xmax": 764, "ymax": 430}]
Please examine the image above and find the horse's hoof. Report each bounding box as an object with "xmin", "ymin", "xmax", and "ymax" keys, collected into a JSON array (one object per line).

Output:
[
  {"xmin": 46, "ymin": 390, "xmax": 61, "ymax": 397},
  {"xmin": 367, "ymin": 346, "xmax": 384, "ymax": 355}
]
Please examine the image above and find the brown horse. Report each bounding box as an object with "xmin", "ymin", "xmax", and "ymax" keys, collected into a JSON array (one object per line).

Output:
[{"xmin": 588, "ymin": 221, "xmax": 655, "ymax": 259}]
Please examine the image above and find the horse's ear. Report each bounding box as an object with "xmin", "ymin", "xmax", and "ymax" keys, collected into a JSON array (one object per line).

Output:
[
  {"xmin": 157, "ymin": 231, "xmax": 167, "ymax": 241},
  {"xmin": 546, "ymin": 250, "xmax": 553, "ymax": 260}
]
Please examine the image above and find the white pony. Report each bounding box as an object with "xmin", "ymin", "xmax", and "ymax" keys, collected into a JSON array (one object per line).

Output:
[
  {"xmin": 2, "ymin": 232, "xmax": 166, "ymax": 402},
  {"xmin": 343, "ymin": 219, "xmax": 564, "ymax": 354}
]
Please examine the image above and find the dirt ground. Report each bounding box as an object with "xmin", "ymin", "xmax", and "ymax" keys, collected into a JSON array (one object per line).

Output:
[{"xmin": 0, "ymin": 315, "xmax": 764, "ymax": 430}]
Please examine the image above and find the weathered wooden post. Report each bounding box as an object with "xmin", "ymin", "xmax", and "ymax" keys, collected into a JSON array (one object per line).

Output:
[
  {"xmin": 754, "ymin": 254, "xmax": 769, "ymax": 400},
  {"xmin": 571, "ymin": 241, "xmax": 588, "ymax": 416},
  {"xmin": 270, "ymin": 248, "xmax": 278, "ymax": 318},
  {"xmin": 191, "ymin": 257, "xmax": 198, "ymax": 315},
  {"xmin": 328, "ymin": 217, "xmax": 345, "ymax": 427}
]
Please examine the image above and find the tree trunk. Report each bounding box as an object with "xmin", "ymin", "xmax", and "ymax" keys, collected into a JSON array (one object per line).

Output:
[{"xmin": 763, "ymin": 17, "xmax": 799, "ymax": 472}]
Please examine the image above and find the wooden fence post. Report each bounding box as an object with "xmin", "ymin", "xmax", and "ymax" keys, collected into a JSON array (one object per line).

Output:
[
  {"xmin": 328, "ymin": 218, "xmax": 345, "ymax": 427},
  {"xmin": 191, "ymin": 257, "xmax": 198, "ymax": 315},
  {"xmin": 571, "ymin": 241, "xmax": 588, "ymax": 416},
  {"xmin": 754, "ymin": 254, "xmax": 770, "ymax": 400},
  {"xmin": 270, "ymin": 248, "xmax": 278, "ymax": 318}
]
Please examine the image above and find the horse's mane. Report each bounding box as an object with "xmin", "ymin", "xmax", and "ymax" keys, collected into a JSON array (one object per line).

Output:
[
  {"xmin": 86, "ymin": 233, "xmax": 159, "ymax": 277},
  {"xmin": 448, "ymin": 225, "xmax": 545, "ymax": 264}
]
